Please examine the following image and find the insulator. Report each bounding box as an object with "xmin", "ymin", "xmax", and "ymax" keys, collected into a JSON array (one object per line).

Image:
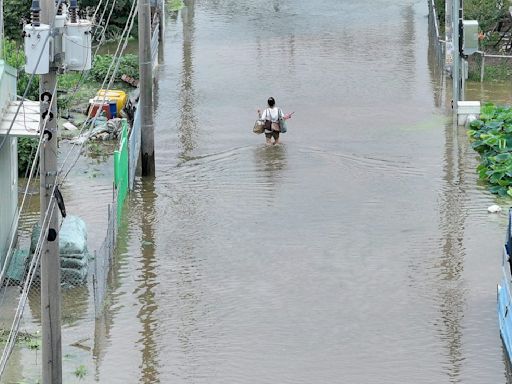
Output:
[
  {"xmin": 56, "ymin": 0, "xmax": 63, "ymax": 15},
  {"xmin": 69, "ymin": 0, "xmax": 78, "ymax": 23},
  {"xmin": 30, "ymin": 0, "xmax": 41, "ymax": 26}
]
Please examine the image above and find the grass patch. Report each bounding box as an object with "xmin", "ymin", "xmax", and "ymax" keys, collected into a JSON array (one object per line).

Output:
[
  {"xmin": 0, "ymin": 328, "xmax": 41, "ymax": 350},
  {"xmin": 168, "ymin": 0, "xmax": 184, "ymax": 11},
  {"xmin": 74, "ymin": 365, "xmax": 87, "ymax": 379}
]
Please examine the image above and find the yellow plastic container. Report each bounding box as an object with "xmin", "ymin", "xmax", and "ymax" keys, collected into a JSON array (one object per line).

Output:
[{"xmin": 96, "ymin": 89, "xmax": 127, "ymax": 113}]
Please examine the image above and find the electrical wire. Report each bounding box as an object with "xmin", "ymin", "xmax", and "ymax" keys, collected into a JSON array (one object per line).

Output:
[
  {"xmin": 0, "ymin": 99, "xmax": 62, "ymax": 377},
  {"xmin": 0, "ymin": 0, "xmax": 123, "ymax": 277},
  {"xmin": 0, "ymin": 0, "xmax": 142, "ymax": 377},
  {"xmin": 0, "ymin": 0, "xmax": 137, "ymax": 288},
  {"xmin": 91, "ymin": 0, "xmax": 107, "ymax": 23},
  {"xmin": 58, "ymin": 0, "xmax": 139, "ymax": 182},
  {"xmin": 0, "ymin": 196, "xmax": 59, "ymax": 376},
  {"xmin": 0, "ymin": 82, "xmax": 56, "ymax": 289}
]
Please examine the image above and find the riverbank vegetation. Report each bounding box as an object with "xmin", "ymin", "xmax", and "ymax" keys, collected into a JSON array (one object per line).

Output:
[{"xmin": 468, "ymin": 103, "xmax": 512, "ymax": 196}]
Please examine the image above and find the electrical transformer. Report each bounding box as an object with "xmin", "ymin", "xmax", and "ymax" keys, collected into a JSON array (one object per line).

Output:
[
  {"xmin": 63, "ymin": 20, "xmax": 92, "ymax": 71},
  {"xmin": 24, "ymin": 24, "xmax": 51, "ymax": 74},
  {"xmin": 462, "ymin": 20, "xmax": 479, "ymax": 56}
]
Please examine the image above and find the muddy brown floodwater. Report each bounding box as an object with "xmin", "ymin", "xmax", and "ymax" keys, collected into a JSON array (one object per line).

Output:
[{"xmin": 4, "ymin": 0, "xmax": 512, "ymax": 383}]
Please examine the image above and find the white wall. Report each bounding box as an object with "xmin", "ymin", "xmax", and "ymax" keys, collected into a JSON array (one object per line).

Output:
[{"xmin": 0, "ymin": 60, "xmax": 19, "ymax": 267}]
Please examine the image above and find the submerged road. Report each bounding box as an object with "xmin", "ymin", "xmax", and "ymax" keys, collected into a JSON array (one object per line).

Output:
[{"xmin": 39, "ymin": 0, "xmax": 511, "ymax": 382}]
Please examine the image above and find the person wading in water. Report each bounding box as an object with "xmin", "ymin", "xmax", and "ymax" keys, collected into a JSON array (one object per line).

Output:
[{"xmin": 257, "ymin": 97, "xmax": 292, "ymax": 145}]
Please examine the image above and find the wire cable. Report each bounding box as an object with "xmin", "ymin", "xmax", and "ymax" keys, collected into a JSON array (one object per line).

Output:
[
  {"xmin": 58, "ymin": 0, "xmax": 139, "ymax": 183},
  {"xmin": 0, "ymin": 82, "xmax": 57, "ymax": 289}
]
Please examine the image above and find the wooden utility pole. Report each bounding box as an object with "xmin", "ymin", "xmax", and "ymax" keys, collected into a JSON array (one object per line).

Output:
[
  {"xmin": 139, "ymin": 0, "xmax": 155, "ymax": 176},
  {"xmin": 39, "ymin": 0, "xmax": 62, "ymax": 382}
]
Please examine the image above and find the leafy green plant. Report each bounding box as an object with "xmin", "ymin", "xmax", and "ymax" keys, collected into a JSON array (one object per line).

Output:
[
  {"xmin": 3, "ymin": 39, "xmax": 39, "ymax": 100},
  {"xmin": 90, "ymin": 54, "xmax": 139, "ymax": 83},
  {"xmin": 74, "ymin": 365, "xmax": 87, "ymax": 379},
  {"xmin": 3, "ymin": 0, "xmax": 30, "ymax": 41},
  {"xmin": 18, "ymin": 137, "xmax": 39, "ymax": 176},
  {"xmin": 468, "ymin": 103, "xmax": 512, "ymax": 196},
  {"xmin": 169, "ymin": 0, "xmax": 184, "ymax": 12},
  {"xmin": 26, "ymin": 337, "xmax": 41, "ymax": 350},
  {"xmin": 464, "ymin": 0, "xmax": 508, "ymax": 35}
]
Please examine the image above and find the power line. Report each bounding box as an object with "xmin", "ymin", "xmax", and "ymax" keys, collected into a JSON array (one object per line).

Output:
[{"xmin": 0, "ymin": 84, "xmax": 58, "ymax": 289}]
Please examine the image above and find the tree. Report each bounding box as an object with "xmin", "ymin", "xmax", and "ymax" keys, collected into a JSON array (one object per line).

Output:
[
  {"xmin": 3, "ymin": 0, "xmax": 136, "ymax": 41},
  {"xmin": 464, "ymin": 0, "xmax": 509, "ymax": 33},
  {"xmin": 4, "ymin": 0, "xmax": 30, "ymax": 41}
]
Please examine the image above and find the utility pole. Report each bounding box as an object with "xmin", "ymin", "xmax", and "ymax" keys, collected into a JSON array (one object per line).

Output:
[
  {"xmin": 39, "ymin": 0, "xmax": 62, "ymax": 382},
  {"xmin": 452, "ymin": 0, "xmax": 463, "ymax": 109},
  {"xmin": 158, "ymin": 0, "xmax": 165, "ymax": 65},
  {"xmin": 445, "ymin": 0, "xmax": 453, "ymax": 73},
  {"xmin": 0, "ymin": 0, "xmax": 4, "ymax": 59},
  {"xmin": 139, "ymin": 0, "xmax": 155, "ymax": 176}
]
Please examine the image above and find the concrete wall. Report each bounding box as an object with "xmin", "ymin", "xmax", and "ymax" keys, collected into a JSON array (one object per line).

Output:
[{"xmin": 0, "ymin": 60, "xmax": 18, "ymax": 267}]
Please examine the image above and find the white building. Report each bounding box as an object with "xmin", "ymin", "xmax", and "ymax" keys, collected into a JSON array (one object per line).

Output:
[{"xmin": 0, "ymin": 59, "xmax": 40, "ymax": 270}]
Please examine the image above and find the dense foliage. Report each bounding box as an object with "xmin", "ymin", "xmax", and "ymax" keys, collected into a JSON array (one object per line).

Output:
[
  {"xmin": 17, "ymin": 137, "xmax": 38, "ymax": 177},
  {"xmin": 79, "ymin": 0, "xmax": 136, "ymax": 40},
  {"xmin": 90, "ymin": 54, "xmax": 139, "ymax": 83},
  {"xmin": 3, "ymin": 0, "xmax": 135, "ymax": 41},
  {"xmin": 3, "ymin": 40, "xmax": 39, "ymax": 100},
  {"xmin": 3, "ymin": 0, "xmax": 29, "ymax": 41},
  {"xmin": 464, "ymin": 0, "xmax": 508, "ymax": 34},
  {"xmin": 468, "ymin": 103, "xmax": 512, "ymax": 196},
  {"xmin": 434, "ymin": 0, "xmax": 510, "ymax": 35}
]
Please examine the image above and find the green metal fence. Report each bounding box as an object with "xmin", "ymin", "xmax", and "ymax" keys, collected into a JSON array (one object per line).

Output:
[{"xmin": 114, "ymin": 120, "xmax": 129, "ymax": 220}]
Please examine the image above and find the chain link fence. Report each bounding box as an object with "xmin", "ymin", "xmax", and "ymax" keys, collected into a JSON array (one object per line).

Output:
[
  {"xmin": 93, "ymin": 201, "xmax": 117, "ymax": 318},
  {"xmin": 428, "ymin": 0, "xmax": 445, "ymax": 69}
]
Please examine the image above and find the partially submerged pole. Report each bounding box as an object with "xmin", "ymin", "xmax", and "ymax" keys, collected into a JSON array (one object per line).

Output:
[{"xmin": 139, "ymin": 0, "xmax": 155, "ymax": 176}]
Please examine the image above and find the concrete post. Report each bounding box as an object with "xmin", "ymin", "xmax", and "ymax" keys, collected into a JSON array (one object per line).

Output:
[
  {"xmin": 39, "ymin": 0, "xmax": 62, "ymax": 383},
  {"xmin": 139, "ymin": 0, "xmax": 155, "ymax": 176}
]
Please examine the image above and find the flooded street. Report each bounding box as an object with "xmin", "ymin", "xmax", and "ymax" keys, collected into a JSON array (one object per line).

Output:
[
  {"xmin": 88, "ymin": 0, "xmax": 508, "ymax": 382},
  {"xmin": 5, "ymin": 0, "xmax": 512, "ymax": 382},
  {"xmin": 98, "ymin": 0, "xmax": 507, "ymax": 382}
]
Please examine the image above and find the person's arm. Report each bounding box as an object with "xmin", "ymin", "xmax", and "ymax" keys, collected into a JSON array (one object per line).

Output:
[
  {"xmin": 257, "ymin": 108, "xmax": 266, "ymax": 119},
  {"xmin": 280, "ymin": 109, "xmax": 293, "ymax": 120},
  {"xmin": 283, "ymin": 111, "xmax": 294, "ymax": 119}
]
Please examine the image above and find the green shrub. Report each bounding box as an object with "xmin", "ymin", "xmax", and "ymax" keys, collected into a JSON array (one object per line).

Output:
[
  {"xmin": 169, "ymin": 0, "xmax": 184, "ymax": 12},
  {"xmin": 468, "ymin": 103, "xmax": 512, "ymax": 196},
  {"xmin": 3, "ymin": 0, "xmax": 29, "ymax": 41},
  {"xmin": 3, "ymin": 39, "xmax": 39, "ymax": 100},
  {"xmin": 18, "ymin": 137, "xmax": 39, "ymax": 176},
  {"xmin": 89, "ymin": 54, "xmax": 139, "ymax": 83}
]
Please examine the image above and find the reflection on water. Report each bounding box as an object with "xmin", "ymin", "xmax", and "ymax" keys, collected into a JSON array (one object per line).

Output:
[
  {"xmin": 253, "ymin": 144, "xmax": 287, "ymax": 190},
  {"xmin": 25, "ymin": 281, "xmax": 89, "ymax": 326},
  {"xmin": 178, "ymin": 0, "xmax": 198, "ymax": 157},
  {"xmin": 136, "ymin": 179, "xmax": 160, "ymax": 383},
  {"xmin": 2, "ymin": 0, "xmax": 507, "ymax": 383},
  {"xmin": 436, "ymin": 117, "xmax": 467, "ymax": 382}
]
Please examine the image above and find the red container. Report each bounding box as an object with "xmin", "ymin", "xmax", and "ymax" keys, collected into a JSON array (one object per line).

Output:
[{"xmin": 88, "ymin": 99, "xmax": 111, "ymax": 119}]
